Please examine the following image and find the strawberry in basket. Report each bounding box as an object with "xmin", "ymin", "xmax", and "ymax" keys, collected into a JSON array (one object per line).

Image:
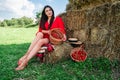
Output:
[{"xmin": 70, "ymin": 44, "xmax": 87, "ymax": 62}]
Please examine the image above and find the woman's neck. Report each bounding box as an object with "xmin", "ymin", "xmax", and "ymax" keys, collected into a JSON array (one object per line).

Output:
[{"xmin": 48, "ymin": 17, "xmax": 51, "ymax": 23}]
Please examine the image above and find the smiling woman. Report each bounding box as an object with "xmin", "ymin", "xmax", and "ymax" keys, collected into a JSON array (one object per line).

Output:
[{"xmin": 15, "ymin": 5, "xmax": 67, "ymax": 71}]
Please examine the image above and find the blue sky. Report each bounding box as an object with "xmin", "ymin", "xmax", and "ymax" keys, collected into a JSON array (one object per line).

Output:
[{"xmin": 0, "ymin": 0, "xmax": 68, "ymax": 21}]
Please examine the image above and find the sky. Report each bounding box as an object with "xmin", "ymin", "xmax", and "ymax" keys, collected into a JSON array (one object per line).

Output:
[{"xmin": 0, "ymin": 0, "xmax": 68, "ymax": 21}]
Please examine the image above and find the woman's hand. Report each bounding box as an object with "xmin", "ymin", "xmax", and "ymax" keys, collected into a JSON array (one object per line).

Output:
[
  {"xmin": 62, "ymin": 34, "xmax": 67, "ymax": 41},
  {"xmin": 46, "ymin": 30, "xmax": 50, "ymax": 34}
]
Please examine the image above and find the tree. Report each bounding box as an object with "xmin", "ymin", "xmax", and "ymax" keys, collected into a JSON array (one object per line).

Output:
[
  {"xmin": 4, "ymin": 19, "xmax": 11, "ymax": 26},
  {"xmin": 17, "ymin": 18, "xmax": 25, "ymax": 26},
  {"xmin": 0, "ymin": 21, "xmax": 7, "ymax": 27},
  {"xmin": 0, "ymin": 16, "xmax": 34, "ymax": 27},
  {"xmin": 35, "ymin": 11, "xmax": 42, "ymax": 24},
  {"xmin": 21, "ymin": 16, "xmax": 33, "ymax": 25},
  {"xmin": 11, "ymin": 18, "xmax": 18, "ymax": 26},
  {"xmin": 0, "ymin": 21, "xmax": 1, "ymax": 26}
]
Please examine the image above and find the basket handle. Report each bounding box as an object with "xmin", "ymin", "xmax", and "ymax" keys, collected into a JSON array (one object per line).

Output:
[
  {"xmin": 78, "ymin": 43, "xmax": 85, "ymax": 51},
  {"xmin": 75, "ymin": 43, "xmax": 85, "ymax": 59}
]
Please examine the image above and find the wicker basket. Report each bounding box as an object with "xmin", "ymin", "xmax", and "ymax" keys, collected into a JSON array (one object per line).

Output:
[
  {"xmin": 70, "ymin": 44, "xmax": 87, "ymax": 62},
  {"xmin": 50, "ymin": 28, "xmax": 64, "ymax": 45}
]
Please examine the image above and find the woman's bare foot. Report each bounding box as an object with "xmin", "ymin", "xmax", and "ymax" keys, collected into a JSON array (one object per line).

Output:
[
  {"xmin": 15, "ymin": 59, "xmax": 28, "ymax": 71},
  {"xmin": 17, "ymin": 55, "xmax": 27, "ymax": 65}
]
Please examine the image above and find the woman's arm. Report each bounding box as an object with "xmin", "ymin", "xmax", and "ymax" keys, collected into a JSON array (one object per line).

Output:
[
  {"xmin": 41, "ymin": 30, "xmax": 50, "ymax": 34},
  {"xmin": 57, "ymin": 17, "xmax": 66, "ymax": 34},
  {"xmin": 57, "ymin": 17, "xmax": 67, "ymax": 41}
]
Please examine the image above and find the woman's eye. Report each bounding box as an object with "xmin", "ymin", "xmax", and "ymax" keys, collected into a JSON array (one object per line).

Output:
[
  {"xmin": 45, "ymin": 8, "xmax": 52, "ymax": 13},
  {"xmin": 45, "ymin": 10, "xmax": 48, "ymax": 13},
  {"xmin": 49, "ymin": 9, "xmax": 52, "ymax": 11}
]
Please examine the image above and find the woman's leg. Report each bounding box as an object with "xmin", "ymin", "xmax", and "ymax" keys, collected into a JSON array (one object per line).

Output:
[
  {"xmin": 18, "ymin": 32, "xmax": 43, "ymax": 65},
  {"xmin": 15, "ymin": 38, "xmax": 49, "ymax": 70},
  {"xmin": 26, "ymin": 38, "xmax": 49, "ymax": 61},
  {"xmin": 26, "ymin": 32, "xmax": 43, "ymax": 54}
]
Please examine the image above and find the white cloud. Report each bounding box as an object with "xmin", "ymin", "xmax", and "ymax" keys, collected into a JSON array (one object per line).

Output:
[
  {"xmin": 0, "ymin": 0, "xmax": 35, "ymax": 20},
  {"xmin": 34, "ymin": 4, "xmax": 43, "ymax": 12}
]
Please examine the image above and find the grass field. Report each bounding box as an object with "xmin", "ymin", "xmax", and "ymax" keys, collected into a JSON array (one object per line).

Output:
[{"xmin": 0, "ymin": 27, "xmax": 119, "ymax": 80}]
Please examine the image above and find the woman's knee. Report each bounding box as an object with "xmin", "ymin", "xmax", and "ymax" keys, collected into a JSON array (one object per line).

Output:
[
  {"xmin": 36, "ymin": 32, "xmax": 43, "ymax": 38},
  {"xmin": 37, "ymin": 38, "xmax": 49, "ymax": 45}
]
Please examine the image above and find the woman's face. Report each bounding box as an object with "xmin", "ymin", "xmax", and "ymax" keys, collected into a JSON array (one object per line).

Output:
[{"xmin": 45, "ymin": 7, "xmax": 53, "ymax": 17}]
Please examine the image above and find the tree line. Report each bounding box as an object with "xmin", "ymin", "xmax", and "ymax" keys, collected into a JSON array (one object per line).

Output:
[
  {"xmin": 0, "ymin": 16, "xmax": 34, "ymax": 27},
  {"xmin": 0, "ymin": 11, "xmax": 42, "ymax": 27}
]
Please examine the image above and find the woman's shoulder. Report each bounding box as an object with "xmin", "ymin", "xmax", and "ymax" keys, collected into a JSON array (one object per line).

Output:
[{"xmin": 55, "ymin": 16, "xmax": 62, "ymax": 21}]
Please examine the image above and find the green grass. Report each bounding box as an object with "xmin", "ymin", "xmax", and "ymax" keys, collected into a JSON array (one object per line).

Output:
[
  {"xmin": 0, "ymin": 27, "xmax": 119, "ymax": 80},
  {"xmin": 0, "ymin": 27, "xmax": 37, "ymax": 45}
]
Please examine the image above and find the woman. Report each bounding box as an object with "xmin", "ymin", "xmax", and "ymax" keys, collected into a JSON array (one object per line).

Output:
[{"xmin": 15, "ymin": 5, "xmax": 67, "ymax": 71}]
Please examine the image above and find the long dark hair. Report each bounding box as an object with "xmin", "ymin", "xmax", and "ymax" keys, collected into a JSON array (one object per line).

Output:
[{"xmin": 39, "ymin": 5, "xmax": 55, "ymax": 30}]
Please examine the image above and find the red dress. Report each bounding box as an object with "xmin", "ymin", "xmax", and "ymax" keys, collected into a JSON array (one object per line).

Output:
[
  {"xmin": 36, "ymin": 16, "xmax": 66, "ymax": 39},
  {"xmin": 36, "ymin": 16, "xmax": 66, "ymax": 61}
]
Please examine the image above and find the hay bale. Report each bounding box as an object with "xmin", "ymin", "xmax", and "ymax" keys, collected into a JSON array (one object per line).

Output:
[
  {"xmin": 60, "ymin": 1, "xmax": 120, "ymax": 60},
  {"xmin": 90, "ymin": 27, "xmax": 108, "ymax": 45},
  {"xmin": 43, "ymin": 42, "xmax": 72, "ymax": 64},
  {"xmin": 73, "ymin": 29, "xmax": 88, "ymax": 42}
]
